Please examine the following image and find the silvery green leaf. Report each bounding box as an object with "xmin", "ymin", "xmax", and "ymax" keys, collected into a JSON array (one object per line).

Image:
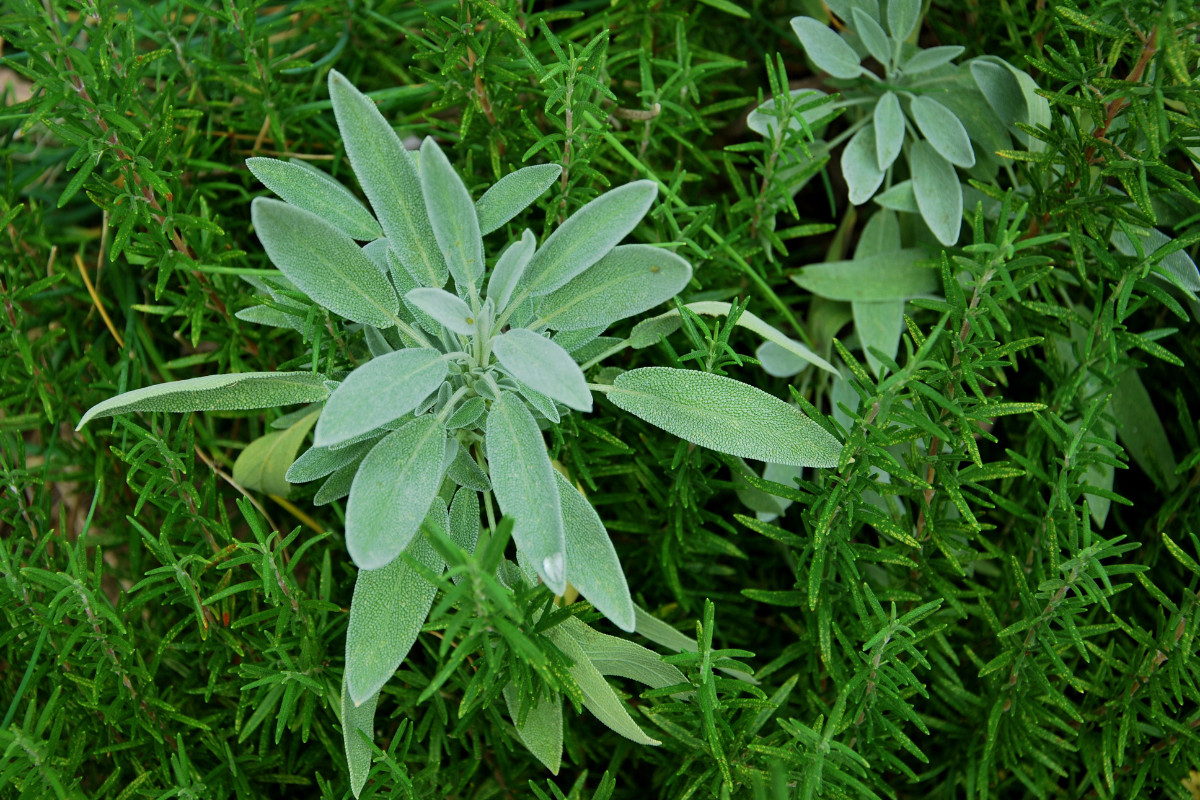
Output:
[
  {"xmin": 554, "ymin": 327, "xmax": 606, "ymax": 354},
  {"xmin": 935, "ymin": 78, "xmax": 1010, "ymax": 164},
  {"xmin": 886, "ymin": 0, "xmax": 920, "ymax": 40},
  {"xmin": 734, "ymin": 457, "xmax": 788, "ymax": 517},
  {"xmin": 446, "ymin": 395, "xmax": 486, "ymax": 430},
  {"xmin": 345, "ymin": 518, "xmax": 445, "ymax": 705},
  {"xmin": 447, "ymin": 443, "xmax": 491, "ymax": 491},
  {"xmin": 910, "ymin": 141, "xmax": 962, "ymax": 246},
  {"xmin": 746, "ymin": 89, "xmax": 832, "ymax": 138},
  {"xmin": 328, "ymin": 71, "xmax": 446, "ymax": 288},
  {"xmin": 536, "ymin": 245, "xmax": 693, "ymax": 331},
  {"xmin": 487, "ymin": 229, "xmax": 536, "ymax": 313},
  {"xmin": 361, "ymin": 237, "xmax": 389, "ymax": 273},
  {"xmin": 363, "ymin": 326, "xmax": 394, "ymax": 358},
  {"xmin": 315, "ymin": 461, "xmax": 359, "ymax": 506},
  {"xmin": 405, "ymin": 288, "xmax": 476, "ymax": 336},
  {"xmin": 547, "ymin": 627, "xmax": 660, "ymax": 745},
  {"xmin": 1111, "ymin": 225, "xmax": 1200, "ymax": 292},
  {"xmin": 755, "ymin": 341, "xmax": 808, "ymax": 378},
  {"xmin": 419, "ymin": 138, "xmax": 484, "ymax": 294},
  {"xmin": 246, "ymin": 157, "xmax": 382, "ymax": 241},
  {"xmin": 346, "ymin": 416, "xmax": 447, "ymax": 570},
  {"xmin": 843, "ymin": 123, "xmax": 885, "ymax": 205},
  {"xmin": 1111, "ymin": 368, "xmax": 1179, "ymax": 491},
  {"xmin": 851, "ymin": 7, "xmax": 891, "ymax": 66},
  {"xmin": 441, "ymin": 433, "xmax": 460, "ymax": 475},
  {"xmin": 476, "ymin": 164, "xmax": 562, "ymax": 235},
  {"xmin": 521, "ymin": 181, "xmax": 658, "ymax": 297},
  {"xmin": 791, "ymin": 249, "xmax": 936, "ymax": 301},
  {"xmin": 314, "ymin": 348, "xmax": 448, "ymax": 447},
  {"xmin": 233, "ymin": 408, "xmax": 319, "ymax": 497},
  {"xmin": 340, "ymin": 675, "xmax": 378, "ymax": 798},
  {"xmin": 874, "ymin": 180, "xmax": 919, "ymax": 213},
  {"xmin": 628, "ymin": 314, "xmax": 684, "ymax": 349},
  {"xmin": 235, "ymin": 305, "xmax": 305, "ymax": 332},
  {"xmin": 561, "ymin": 616, "xmax": 685, "ymax": 690},
  {"xmin": 970, "ymin": 59, "xmax": 1025, "ymax": 129},
  {"xmin": 856, "ymin": 208, "xmax": 902, "ymax": 257},
  {"xmin": 493, "ymin": 329, "xmax": 592, "ymax": 412},
  {"xmin": 1014, "ymin": 68, "xmax": 1050, "ymax": 152},
  {"xmin": 449, "ymin": 487, "xmax": 481, "ymax": 559},
  {"xmin": 514, "ymin": 379, "xmax": 560, "ymax": 424},
  {"xmin": 903, "ymin": 45, "xmax": 964, "ymax": 74},
  {"xmin": 552, "ymin": 470, "xmax": 634, "ymax": 632},
  {"xmin": 78, "ymin": 371, "xmax": 330, "ymax": 429},
  {"xmin": 271, "ymin": 404, "xmax": 321, "ymax": 430},
  {"xmin": 853, "ymin": 299, "xmax": 904, "ymax": 376},
  {"xmin": 608, "ymin": 367, "xmax": 842, "ymax": 468},
  {"xmin": 251, "ymin": 198, "xmax": 400, "ymax": 328},
  {"xmin": 287, "ymin": 437, "xmax": 376, "ymax": 484},
  {"xmin": 385, "ymin": 246, "xmax": 420, "ymax": 295},
  {"xmin": 910, "ymin": 97, "xmax": 975, "ymax": 167},
  {"xmin": 485, "ymin": 392, "xmax": 566, "ymax": 594},
  {"xmin": 873, "ymin": 92, "xmax": 905, "ymax": 171},
  {"xmin": 503, "ymin": 683, "xmax": 562, "ymax": 774},
  {"xmin": 791, "ymin": 17, "xmax": 862, "ymax": 79}
]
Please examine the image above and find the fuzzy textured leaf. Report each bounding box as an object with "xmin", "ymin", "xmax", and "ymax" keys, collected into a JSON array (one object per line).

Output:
[
  {"xmin": 314, "ymin": 348, "xmax": 448, "ymax": 447},
  {"xmin": 419, "ymin": 137, "xmax": 484, "ymax": 293},
  {"xmin": 843, "ymin": 123, "xmax": 885, "ymax": 205},
  {"xmin": 873, "ymin": 91, "xmax": 905, "ymax": 171},
  {"xmin": 548, "ymin": 627, "xmax": 660, "ymax": 745},
  {"xmin": 493, "ymin": 329, "xmax": 592, "ymax": 412},
  {"xmin": 476, "ymin": 164, "xmax": 562, "ymax": 235},
  {"xmin": 791, "ymin": 17, "xmax": 862, "ymax": 79},
  {"xmin": 487, "ymin": 229, "xmax": 537, "ymax": 312},
  {"xmin": 911, "ymin": 96, "xmax": 975, "ymax": 167},
  {"xmin": 404, "ymin": 288, "xmax": 476, "ymax": 336},
  {"xmin": 340, "ymin": 676, "xmax": 378, "ymax": 798},
  {"xmin": 910, "ymin": 141, "xmax": 962, "ymax": 246},
  {"xmin": 553, "ymin": 470, "xmax": 634, "ymax": 631},
  {"xmin": 503, "ymin": 684, "xmax": 562, "ymax": 774},
  {"xmin": 792, "ymin": 249, "xmax": 935, "ymax": 301},
  {"xmin": 233, "ymin": 408, "xmax": 319, "ymax": 497},
  {"xmin": 246, "ymin": 157, "xmax": 382, "ymax": 241}
]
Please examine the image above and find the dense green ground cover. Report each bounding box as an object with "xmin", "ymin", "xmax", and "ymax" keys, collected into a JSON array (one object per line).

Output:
[{"xmin": 2, "ymin": 0, "xmax": 1199, "ymax": 797}]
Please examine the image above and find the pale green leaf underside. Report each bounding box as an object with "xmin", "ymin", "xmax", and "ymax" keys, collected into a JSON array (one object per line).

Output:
[
  {"xmin": 346, "ymin": 415, "xmax": 447, "ymax": 570},
  {"xmin": 608, "ymin": 367, "xmax": 842, "ymax": 468},
  {"xmin": 853, "ymin": 299, "xmax": 905, "ymax": 377},
  {"xmin": 251, "ymin": 197, "xmax": 400, "ymax": 327},
  {"xmin": 903, "ymin": 45, "xmax": 963, "ymax": 74},
  {"xmin": 78, "ymin": 371, "xmax": 330, "ymax": 430},
  {"xmin": 887, "ymin": 0, "xmax": 921, "ymax": 40},
  {"xmin": 522, "ymin": 181, "xmax": 658, "ymax": 297},
  {"xmin": 340, "ymin": 676, "xmax": 378, "ymax": 799},
  {"xmin": 791, "ymin": 249, "xmax": 937, "ymax": 301},
  {"xmin": 476, "ymin": 164, "xmax": 562, "ymax": 235},
  {"xmin": 485, "ymin": 392, "xmax": 566, "ymax": 594},
  {"xmin": 873, "ymin": 92, "xmax": 904, "ymax": 171},
  {"xmin": 233, "ymin": 408, "xmax": 319, "ymax": 497},
  {"xmin": 791, "ymin": 16, "xmax": 862, "ymax": 79},
  {"xmin": 493, "ymin": 329, "xmax": 592, "ymax": 412},
  {"xmin": 405, "ymin": 288, "xmax": 476, "ymax": 336},
  {"xmin": 843, "ymin": 123, "xmax": 884, "ymax": 205},
  {"xmin": 852, "ymin": 8, "xmax": 892, "ymax": 67},
  {"xmin": 328, "ymin": 70, "xmax": 447, "ymax": 288},
  {"xmin": 548, "ymin": 627, "xmax": 660, "ymax": 745},
  {"xmin": 755, "ymin": 341, "xmax": 808, "ymax": 378},
  {"xmin": 487, "ymin": 229, "xmax": 537, "ymax": 313},
  {"xmin": 552, "ymin": 471, "xmax": 634, "ymax": 632},
  {"xmin": 910, "ymin": 96, "xmax": 975, "ymax": 168},
  {"xmin": 448, "ymin": 488, "xmax": 481, "ymax": 563},
  {"xmin": 503, "ymin": 684, "xmax": 563, "ymax": 774},
  {"xmin": 314, "ymin": 348, "xmax": 448, "ymax": 448},
  {"xmin": 561, "ymin": 616, "xmax": 685, "ymax": 690},
  {"xmin": 287, "ymin": 437, "xmax": 376, "ymax": 484},
  {"xmin": 345, "ymin": 524, "xmax": 445, "ymax": 705},
  {"xmin": 910, "ymin": 140, "xmax": 962, "ymax": 246},
  {"xmin": 246, "ymin": 157, "xmax": 382, "ymax": 241},
  {"xmin": 419, "ymin": 137, "xmax": 484, "ymax": 293},
  {"xmin": 537, "ymin": 244, "xmax": 693, "ymax": 331}
]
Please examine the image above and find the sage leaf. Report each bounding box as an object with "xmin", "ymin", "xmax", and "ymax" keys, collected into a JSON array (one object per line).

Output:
[
  {"xmin": 852, "ymin": 8, "xmax": 892, "ymax": 67},
  {"xmin": 246, "ymin": 157, "xmax": 382, "ymax": 241},
  {"xmin": 521, "ymin": 181, "xmax": 658, "ymax": 297},
  {"xmin": 791, "ymin": 17, "xmax": 862, "ymax": 79},
  {"xmin": 251, "ymin": 198, "xmax": 400, "ymax": 327},
  {"xmin": 873, "ymin": 91, "xmax": 905, "ymax": 171},
  {"xmin": 853, "ymin": 300, "xmax": 904, "ymax": 377},
  {"xmin": 607, "ymin": 367, "xmax": 842, "ymax": 468},
  {"xmin": 856, "ymin": 209, "xmax": 902, "ymax": 257},
  {"xmin": 911, "ymin": 96, "xmax": 975, "ymax": 168},
  {"xmin": 345, "ymin": 416, "xmax": 447, "ymax": 570},
  {"xmin": 485, "ymin": 392, "xmax": 566, "ymax": 594},
  {"xmin": 340, "ymin": 675, "xmax": 378, "ymax": 798},
  {"xmin": 345, "ymin": 520, "xmax": 445, "ymax": 705},
  {"xmin": 503, "ymin": 684, "xmax": 562, "ymax": 774},
  {"xmin": 552, "ymin": 470, "xmax": 634, "ymax": 632},
  {"xmin": 874, "ymin": 180, "xmax": 918, "ymax": 213},
  {"xmin": 561, "ymin": 616, "xmax": 686, "ymax": 690},
  {"xmin": 536, "ymin": 245, "xmax": 693, "ymax": 331},
  {"xmin": 476, "ymin": 164, "xmax": 562, "ymax": 235},
  {"xmin": 632, "ymin": 606, "xmax": 758, "ymax": 683},
  {"xmin": 843, "ymin": 123, "xmax": 885, "ymax": 205},
  {"xmin": 78, "ymin": 371, "xmax": 330, "ymax": 429},
  {"xmin": 1111, "ymin": 368, "xmax": 1179, "ymax": 491},
  {"xmin": 405, "ymin": 287, "xmax": 476, "ymax": 336},
  {"xmin": 487, "ymin": 229, "xmax": 537, "ymax": 313},
  {"xmin": 315, "ymin": 461, "xmax": 359, "ymax": 506},
  {"xmin": 756, "ymin": 341, "xmax": 809, "ymax": 378},
  {"xmin": 513, "ymin": 379, "xmax": 561, "ymax": 423},
  {"xmin": 554, "ymin": 327, "xmax": 606, "ymax": 354},
  {"xmin": 314, "ymin": 348, "xmax": 448, "ymax": 448},
  {"xmin": 328, "ymin": 70, "xmax": 447, "ymax": 287},
  {"xmin": 287, "ymin": 438, "xmax": 376, "ymax": 484},
  {"xmin": 746, "ymin": 89, "xmax": 832, "ymax": 138},
  {"xmin": 449, "ymin": 488, "xmax": 481, "ymax": 560},
  {"xmin": 791, "ymin": 249, "xmax": 937, "ymax": 301},
  {"xmin": 235, "ymin": 304, "xmax": 305, "ymax": 332},
  {"xmin": 445, "ymin": 395, "xmax": 487, "ymax": 430},
  {"xmin": 493, "ymin": 329, "xmax": 592, "ymax": 412},
  {"xmin": 547, "ymin": 627, "xmax": 660, "ymax": 745},
  {"xmin": 233, "ymin": 408, "xmax": 319, "ymax": 497},
  {"xmin": 887, "ymin": 0, "xmax": 920, "ymax": 40},
  {"xmin": 363, "ymin": 326, "xmax": 394, "ymax": 359},
  {"xmin": 419, "ymin": 137, "xmax": 484, "ymax": 294},
  {"xmin": 446, "ymin": 444, "xmax": 491, "ymax": 492},
  {"xmin": 902, "ymin": 45, "xmax": 964, "ymax": 74},
  {"xmin": 1111, "ymin": 225, "xmax": 1200, "ymax": 292},
  {"xmin": 628, "ymin": 314, "xmax": 685, "ymax": 349},
  {"xmin": 910, "ymin": 140, "xmax": 962, "ymax": 246}
]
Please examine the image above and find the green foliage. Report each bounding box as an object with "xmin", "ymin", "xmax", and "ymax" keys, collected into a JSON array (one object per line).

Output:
[{"xmin": 3, "ymin": 0, "xmax": 1200, "ymax": 798}]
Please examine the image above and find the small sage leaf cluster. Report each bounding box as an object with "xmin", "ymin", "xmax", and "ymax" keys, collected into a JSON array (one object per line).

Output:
[{"xmin": 78, "ymin": 70, "xmax": 844, "ymax": 790}]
